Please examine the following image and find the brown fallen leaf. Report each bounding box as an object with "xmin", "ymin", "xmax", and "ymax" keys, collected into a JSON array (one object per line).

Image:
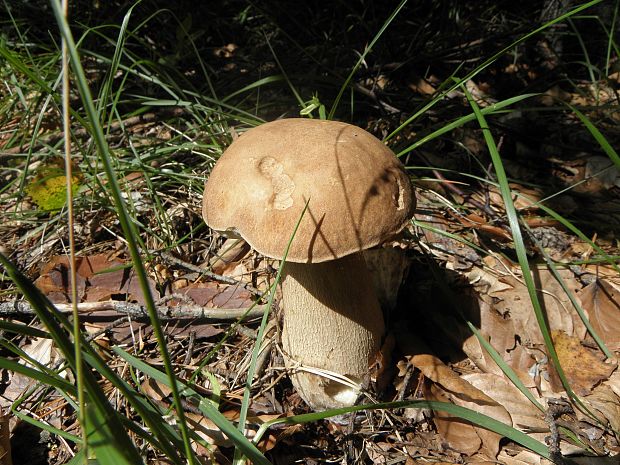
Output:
[
  {"xmin": 208, "ymin": 237, "xmax": 251, "ymax": 275},
  {"xmin": 462, "ymin": 333, "xmax": 499, "ymax": 376},
  {"xmin": 87, "ymin": 265, "xmax": 159, "ymax": 305},
  {"xmin": 583, "ymin": 383, "xmax": 620, "ymax": 433},
  {"xmin": 34, "ymin": 254, "xmax": 159, "ymax": 305},
  {"xmin": 468, "ymin": 262, "xmax": 587, "ymax": 379},
  {"xmin": 210, "ymin": 284, "xmax": 254, "ymax": 308},
  {"xmin": 412, "ymin": 354, "xmax": 511, "ymax": 459},
  {"xmin": 461, "ymin": 373, "xmax": 546, "ymax": 436},
  {"xmin": 466, "ymin": 265, "xmax": 513, "ymax": 296},
  {"xmin": 141, "ymin": 378, "xmax": 172, "ymax": 401},
  {"xmin": 493, "ymin": 267, "xmax": 586, "ymax": 347},
  {"xmin": 607, "ymin": 370, "xmax": 620, "ymax": 398},
  {"xmin": 408, "ymin": 77, "xmax": 436, "ymax": 96},
  {"xmin": 578, "ymin": 279, "xmax": 620, "ymax": 351},
  {"xmin": 34, "ymin": 256, "xmax": 88, "ymax": 302},
  {"xmin": 550, "ymin": 330, "xmax": 617, "ymax": 396},
  {"xmin": 426, "ymin": 382, "xmax": 482, "ymax": 457},
  {"xmin": 179, "ymin": 281, "xmax": 222, "ymax": 306}
]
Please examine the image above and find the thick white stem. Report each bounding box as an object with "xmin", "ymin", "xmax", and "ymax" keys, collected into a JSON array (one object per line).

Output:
[{"xmin": 281, "ymin": 253, "xmax": 385, "ymax": 410}]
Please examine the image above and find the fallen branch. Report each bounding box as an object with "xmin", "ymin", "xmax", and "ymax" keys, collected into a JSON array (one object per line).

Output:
[{"xmin": 0, "ymin": 300, "xmax": 268, "ymax": 321}]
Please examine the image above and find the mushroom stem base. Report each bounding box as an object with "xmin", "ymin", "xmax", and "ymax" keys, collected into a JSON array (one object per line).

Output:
[{"xmin": 281, "ymin": 253, "xmax": 385, "ymax": 410}]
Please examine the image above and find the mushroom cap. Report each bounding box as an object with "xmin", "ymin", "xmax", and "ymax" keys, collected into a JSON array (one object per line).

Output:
[{"xmin": 202, "ymin": 118, "xmax": 414, "ymax": 263}]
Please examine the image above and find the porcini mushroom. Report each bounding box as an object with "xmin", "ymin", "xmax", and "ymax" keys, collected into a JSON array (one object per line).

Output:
[{"xmin": 202, "ymin": 118, "xmax": 414, "ymax": 410}]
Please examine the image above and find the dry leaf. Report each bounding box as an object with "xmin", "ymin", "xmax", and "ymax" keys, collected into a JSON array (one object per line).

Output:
[
  {"xmin": 408, "ymin": 78, "xmax": 436, "ymax": 96},
  {"xmin": 578, "ymin": 280, "xmax": 620, "ymax": 351},
  {"xmin": 426, "ymin": 382, "xmax": 482, "ymax": 456},
  {"xmin": 461, "ymin": 373, "xmax": 546, "ymax": 435},
  {"xmin": 551, "ymin": 330, "xmax": 617, "ymax": 396},
  {"xmin": 141, "ymin": 378, "xmax": 172, "ymax": 401},
  {"xmin": 583, "ymin": 383, "xmax": 620, "ymax": 432},
  {"xmin": 491, "ymin": 266, "xmax": 586, "ymax": 347},
  {"xmin": 539, "ymin": 85, "xmax": 572, "ymax": 106},
  {"xmin": 179, "ymin": 282, "xmax": 221, "ymax": 306},
  {"xmin": 413, "ymin": 354, "xmax": 511, "ymax": 458},
  {"xmin": 462, "ymin": 334, "xmax": 504, "ymax": 377},
  {"xmin": 1, "ymin": 338, "xmax": 59, "ymax": 408},
  {"xmin": 34, "ymin": 254, "xmax": 159, "ymax": 306},
  {"xmin": 607, "ymin": 370, "xmax": 620, "ymax": 398},
  {"xmin": 183, "ymin": 411, "xmax": 233, "ymax": 448},
  {"xmin": 208, "ymin": 238, "xmax": 250, "ymax": 275},
  {"xmin": 210, "ymin": 285, "xmax": 254, "ymax": 308},
  {"xmin": 466, "ymin": 266, "xmax": 513, "ymax": 296}
]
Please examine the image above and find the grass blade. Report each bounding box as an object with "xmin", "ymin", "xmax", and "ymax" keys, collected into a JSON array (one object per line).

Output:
[
  {"xmin": 113, "ymin": 346, "xmax": 273, "ymax": 465},
  {"xmin": 397, "ymin": 93, "xmax": 539, "ymax": 157},
  {"xmin": 0, "ymin": 252, "xmax": 144, "ymax": 462},
  {"xmin": 84, "ymin": 403, "xmax": 138, "ymax": 465},
  {"xmin": 256, "ymin": 400, "xmax": 550, "ymax": 459},
  {"xmin": 48, "ymin": 1, "xmax": 196, "ymax": 462},
  {"xmin": 460, "ymin": 80, "xmax": 582, "ymax": 405},
  {"xmin": 566, "ymin": 102, "xmax": 620, "ymax": 168}
]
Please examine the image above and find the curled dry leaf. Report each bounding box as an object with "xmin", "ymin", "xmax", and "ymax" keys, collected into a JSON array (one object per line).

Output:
[
  {"xmin": 583, "ymin": 383, "xmax": 620, "ymax": 433},
  {"xmin": 462, "ymin": 333, "xmax": 505, "ymax": 377},
  {"xmin": 466, "ymin": 265, "xmax": 513, "ymax": 296},
  {"xmin": 577, "ymin": 279, "xmax": 620, "ymax": 351},
  {"xmin": 1, "ymin": 338, "xmax": 58, "ymax": 408},
  {"xmin": 550, "ymin": 330, "xmax": 617, "ymax": 396},
  {"xmin": 426, "ymin": 382, "xmax": 483, "ymax": 456},
  {"xmin": 208, "ymin": 237, "xmax": 251, "ymax": 275},
  {"xmin": 412, "ymin": 354, "xmax": 511, "ymax": 459},
  {"xmin": 607, "ymin": 370, "xmax": 620, "ymax": 398}
]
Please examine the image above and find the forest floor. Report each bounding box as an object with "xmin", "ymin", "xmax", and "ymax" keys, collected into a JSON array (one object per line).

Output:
[{"xmin": 1, "ymin": 1, "xmax": 619, "ymax": 464}]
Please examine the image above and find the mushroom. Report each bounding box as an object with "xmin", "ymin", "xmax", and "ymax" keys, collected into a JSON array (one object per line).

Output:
[{"xmin": 202, "ymin": 118, "xmax": 414, "ymax": 410}]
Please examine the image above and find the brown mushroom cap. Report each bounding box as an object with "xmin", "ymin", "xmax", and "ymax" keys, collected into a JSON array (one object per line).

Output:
[{"xmin": 203, "ymin": 118, "xmax": 414, "ymax": 263}]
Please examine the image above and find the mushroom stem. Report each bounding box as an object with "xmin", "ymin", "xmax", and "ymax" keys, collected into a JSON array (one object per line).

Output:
[{"xmin": 281, "ymin": 253, "xmax": 385, "ymax": 410}]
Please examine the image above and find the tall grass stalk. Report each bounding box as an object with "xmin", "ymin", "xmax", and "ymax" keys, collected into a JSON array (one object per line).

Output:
[
  {"xmin": 49, "ymin": 1, "xmax": 196, "ymax": 462},
  {"xmin": 59, "ymin": 0, "xmax": 87, "ymax": 460}
]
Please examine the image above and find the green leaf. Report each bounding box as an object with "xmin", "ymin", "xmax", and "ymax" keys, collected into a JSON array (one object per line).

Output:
[{"xmin": 25, "ymin": 159, "xmax": 82, "ymax": 211}]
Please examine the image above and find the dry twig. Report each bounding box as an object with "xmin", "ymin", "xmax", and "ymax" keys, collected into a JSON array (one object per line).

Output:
[{"xmin": 0, "ymin": 300, "xmax": 267, "ymax": 321}]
